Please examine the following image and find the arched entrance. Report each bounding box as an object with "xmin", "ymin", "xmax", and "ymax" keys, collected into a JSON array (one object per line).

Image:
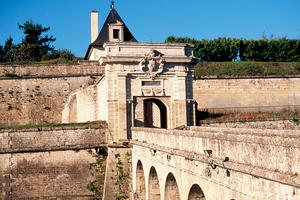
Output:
[
  {"xmin": 148, "ymin": 167, "xmax": 161, "ymax": 200},
  {"xmin": 164, "ymin": 173, "xmax": 180, "ymax": 200},
  {"xmin": 144, "ymin": 98, "xmax": 167, "ymax": 128},
  {"xmin": 135, "ymin": 161, "xmax": 146, "ymax": 200},
  {"xmin": 188, "ymin": 184, "xmax": 206, "ymax": 200}
]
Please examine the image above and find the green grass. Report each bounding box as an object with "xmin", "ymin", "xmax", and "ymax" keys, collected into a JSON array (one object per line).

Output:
[
  {"xmin": 194, "ymin": 62, "xmax": 300, "ymax": 78},
  {"xmin": 0, "ymin": 58, "xmax": 78, "ymax": 65},
  {"xmin": 197, "ymin": 110, "xmax": 300, "ymax": 124},
  {"xmin": 0, "ymin": 121, "xmax": 106, "ymax": 130}
]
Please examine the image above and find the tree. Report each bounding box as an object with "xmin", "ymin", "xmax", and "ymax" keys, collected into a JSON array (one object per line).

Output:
[
  {"xmin": 0, "ymin": 45, "xmax": 3, "ymax": 62},
  {"xmin": 166, "ymin": 36, "xmax": 300, "ymax": 62},
  {"xmin": 18, "ymin": 20, "xmax": 56, "ymax": 61},
  {"xmin": 0, "ymin": 37, "xmax": 16, "ymax": 62}
]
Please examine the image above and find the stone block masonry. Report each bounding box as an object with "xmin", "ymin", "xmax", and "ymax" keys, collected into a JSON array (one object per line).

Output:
[
  {"xmin": 0, "ymin": 122, "xmax": 108, "ymax": 199},
  {"xmin": 194, "ymin": 77, "xmax": 300, "ymax": 112}
]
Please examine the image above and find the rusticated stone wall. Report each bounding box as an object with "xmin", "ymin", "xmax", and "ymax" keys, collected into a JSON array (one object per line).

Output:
[
  {"xmin": 0, "ymin": 64, "xmax": 104, "ymax": 126},
  {"xmin": 0, "ymin": 123, "xmax": 108, "ymax": 199},
  {"xmin": 194, "ymin": 77, "xmax": 300, "ymax": 112}
]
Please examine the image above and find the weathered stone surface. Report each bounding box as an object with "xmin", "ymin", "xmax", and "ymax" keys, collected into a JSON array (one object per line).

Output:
[
  {"xmin": 0, "ymin": 125, "xmax": 107, "ymax": 153},
  {"xmin": 9, "ymin": 150, "xmax": 95, "ymax": 200},
  {"xmin": 103, "ymin": 147, "xmax": 132, "ymax": 200},
  {"xmin": 0, "ymin": 64, "xmax": 104, "ymax": 126},
  {"xmin": 131, "ymin": 127, "xmax": 300, "ymax": 200},
  {"xmin": 0, "ymin": 125, "xmax": 109, "ymax": 199},
  {"xmin": 62, "ymin": 44, "xmax": 196, "ymax": 142},
  {"xmin": 194, "ymin": 77, "xmax": 300, "ymax": 112},
  {"xmin": 200, "ymin": 119, "xmax": 300, "ymax": 130}
]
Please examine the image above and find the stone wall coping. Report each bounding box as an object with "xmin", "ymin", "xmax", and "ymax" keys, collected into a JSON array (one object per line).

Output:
[
  {"xmin": 0, "ymin": 122, "xmax": 108, "ymax": 133},
  {"xmin": 0, "ymin": 124, "xmax": 108, "ymax": 154},
  {"xmin": 0, "ymin": 73, "xmax": 103, "ymax": 80},
  {"xmin": 132, "ymin": 126, "xmax": 300, "ymax": 138},
  {"xmin": 0, "ymin": 61, "xmax": 100, "ymax": 67},
  {"xmin": 131, "ymin": 127, "xmax": 300, "ymax": 147},
  {"xmin": 195, "ymin": 75, "xmax": 300, "ymax": 80},
  {"xmin": 0, "ymin": 64, "xmax": 105, "ymax": 79}
]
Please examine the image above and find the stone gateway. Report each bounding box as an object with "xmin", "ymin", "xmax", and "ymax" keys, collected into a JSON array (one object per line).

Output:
[{"xmin": 0, "ymin": 3, "xmax": 299, "ymax": 200}]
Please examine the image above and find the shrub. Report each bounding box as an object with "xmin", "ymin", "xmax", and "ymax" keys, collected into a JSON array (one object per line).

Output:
[
  {"xmin": 194, "ymin": 62, "xmax": 300, "ymax": 78},
  {"xmin": 41, "ymin": 49, "xmax": 74, "ymax": 61}
]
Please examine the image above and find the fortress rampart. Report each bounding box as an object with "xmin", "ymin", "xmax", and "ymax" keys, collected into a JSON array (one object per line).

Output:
[
  {"xmin": 0, "ymin": 122, "xmax": 108, "ymax": 199},
  {"xmin": 1, "ymin": 64, "xmax": 300, "ymax": 126}
]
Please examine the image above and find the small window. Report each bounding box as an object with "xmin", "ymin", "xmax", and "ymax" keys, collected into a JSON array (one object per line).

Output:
[
  {"xmin": 142, "ymin": 81, "xmax": 161, "ymax": 86},
  {"xmin": 113, "ymin": 29, "xmax": 119, "ymax": 39}
]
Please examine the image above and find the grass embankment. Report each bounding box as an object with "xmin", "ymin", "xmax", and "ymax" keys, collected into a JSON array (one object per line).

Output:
[
  {"xmin": 198, "ymin": 110, "xmax": 300, "ymax": 123},
  {"xmin": 0, "ymin": 58, "xmax": 78, "ymax": 65},
  {"xmin": 2, "ymin": 61, "xmax": 300, "ymax": 78},
  {"xmin": 194, "ymin": 62, "xmax": 300, "ymax": 78}
]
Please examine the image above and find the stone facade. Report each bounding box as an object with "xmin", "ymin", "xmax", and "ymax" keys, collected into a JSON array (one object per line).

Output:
[{"xmin": 63, "ymin": 43, "xmax": 196, "ymax": 142}]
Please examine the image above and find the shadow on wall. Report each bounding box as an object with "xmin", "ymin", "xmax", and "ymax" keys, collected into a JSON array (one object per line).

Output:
[
  {"xmin": 195, "ymin": 102, "xmax": 224, "ymax": 125},
  {"xmin": 195, "ymin": 102, "xmax": 300, "ymax": 125}
]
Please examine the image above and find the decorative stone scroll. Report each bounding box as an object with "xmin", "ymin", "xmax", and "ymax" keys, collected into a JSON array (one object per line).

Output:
[
  {"xmin": 139, "ymin": 50, "xmax": 166, "ymax": 79},
  {"xmin": 141, "ymin": 88, "xmax": 164, "ymax": 96}
]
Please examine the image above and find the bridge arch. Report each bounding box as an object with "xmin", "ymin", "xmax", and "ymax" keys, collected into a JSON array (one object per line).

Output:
[
  {"xmin": 144, "ymin": 98, "xmax": 167, "ymax": 129},
  {"xmin": 148, "ymin": 166, "xmax": 161, "ymax": 200},
  {"xmin": 135, "ymin": 160, "xmax": 146, "ymax": 200},
  {"xmin": 164, "ymin": 173, "xmax": 180, "ymax": 200},
  {"xmin": 188, "ymin": 184, "xmax": 206, "ymax": 200}
]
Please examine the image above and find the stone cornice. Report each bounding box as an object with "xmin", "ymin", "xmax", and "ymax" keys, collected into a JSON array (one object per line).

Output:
[
  {"xmin": 100, "ymin": 56, "xmax": 196, "ymax": 65},
  {"xmin": 103, "ymin": 42, "xmax": 194, "ymax": 48}
]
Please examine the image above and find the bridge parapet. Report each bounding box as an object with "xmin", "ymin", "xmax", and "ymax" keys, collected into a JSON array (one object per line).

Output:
[{"xmin": 131, "ymin": 126, "xmax": 300, "ymax": 189}]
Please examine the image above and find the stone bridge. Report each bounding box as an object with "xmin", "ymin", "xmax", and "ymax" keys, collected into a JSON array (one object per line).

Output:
[{"xmin": 131, "ymin": 127, "xmax": 300, "ymax": 200}]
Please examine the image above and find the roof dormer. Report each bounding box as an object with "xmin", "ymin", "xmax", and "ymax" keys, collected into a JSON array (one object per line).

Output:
[
  {"xmin": 85, "ymin": 5, "xmax": 137, "ymax": 60},
  {"xmin": 109, "ymin": 20, "xmax": 124, "ymax": 42}
]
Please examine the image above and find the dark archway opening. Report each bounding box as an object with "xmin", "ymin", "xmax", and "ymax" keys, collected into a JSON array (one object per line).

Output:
[
  {"xmin": 135, "ymin": 161, "xmax": 146, "ymax": 200},
  {"xmin": 148, "ymin": 167, "xmax": 161, "ymax": 200},
  {"xmin": 188, "ymin": 184, "xmax": 206, "ymax": 200},
  {"xmin": 144, "ymin": 98, "xmax": 167, "ymax": 129},
  {"xmin": 164, "ymin": 173, "xmax": 180, "ymax": 200}
]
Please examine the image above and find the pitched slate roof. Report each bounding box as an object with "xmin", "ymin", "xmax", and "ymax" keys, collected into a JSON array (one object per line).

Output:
[{"xmin": 84, "ymin": 7, "xmax": 137, "ymax": 60}]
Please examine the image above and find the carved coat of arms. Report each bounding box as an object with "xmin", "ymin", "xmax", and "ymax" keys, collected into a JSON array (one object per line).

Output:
[{"xmin": 139, "ymin": 50, "xmax": 166, "ymax": 79}]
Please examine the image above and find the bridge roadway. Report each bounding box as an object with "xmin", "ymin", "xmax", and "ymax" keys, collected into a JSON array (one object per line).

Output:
[{"xmin": 131, "ymin": 126, "xmax": 300, "ymax": 200}]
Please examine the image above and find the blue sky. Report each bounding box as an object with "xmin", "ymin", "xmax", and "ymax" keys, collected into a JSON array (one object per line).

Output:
[{"xmin": 0, "ymin": 0, "xmax": 299, "ymax": 57}]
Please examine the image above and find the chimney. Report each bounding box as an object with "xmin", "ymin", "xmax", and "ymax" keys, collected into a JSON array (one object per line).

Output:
[{"xmin": 91, "ymin": 11, "xmax": 98, "ymax": 43}]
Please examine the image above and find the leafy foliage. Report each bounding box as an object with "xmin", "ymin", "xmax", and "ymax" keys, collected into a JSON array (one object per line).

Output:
[
  {"xmin": 0, "ymin": 20, "xmax": 74, "ymax": 63},
  {"xmin": 41, "ymin": 49, "xmax": 74, "ymax": 61},
  {"xmin": 87, "ymin": 148, "xmax": 108, "ymax": 199},
  {"xmin": 166, "ymin": 36, "xmax": 300, "ymax": 62},
  {"xmin": 194, "ymin": 62, "xmax": 300, "ymax": 78},
  {"xmin": 0, "ymin": 37, "xmax": 16, "ymax": 62},
  {"xmin": 17, "ymin": 20, "xmax": 56, "ymax": 61}
]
